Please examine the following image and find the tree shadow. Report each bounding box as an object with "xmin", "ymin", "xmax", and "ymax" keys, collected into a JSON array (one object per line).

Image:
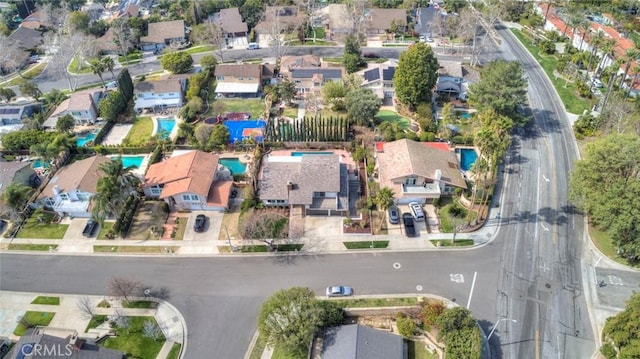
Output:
[{"xmin": 479, "ymin": 319, "xmax": 505, "ymax": 359}]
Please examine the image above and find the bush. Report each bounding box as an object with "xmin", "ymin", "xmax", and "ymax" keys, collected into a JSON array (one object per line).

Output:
[
  {"xmin": 420, "ymin": 301, "xmax": 446, "ymax": 331},
  {"xmin": 396, "ymin": 313, "xmax": 417, "ymax": 338},
  {"xmin": 573, "ymin": 113, "xmax": 602, "ymax": 137}
]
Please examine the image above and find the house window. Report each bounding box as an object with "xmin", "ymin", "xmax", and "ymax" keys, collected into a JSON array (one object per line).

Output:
[
  {"xmin": 248, "ymin": 77, "xmax": 253, "ymax": 80},
  {"xmin": 77, "ymin": 193, "xmax": 88, "ymax": 201},
  {"xmin": 269, "ymin": 200, "xmax": 286, "ymax": 204},
  {"xmin": 71, "ymin": 111, "xmax": 82, "ymax": 116},
  {"xmin": 45, "ymin": 198, "xmax": 55, "ymax": 206},
  {"xmin": 238, "ymin": 77, "xmax": 243, "ymax": 80},
  {"xmin": 405, "ymin": 178, "xmax": 416, "ymax": 185},
  {"xmin": 151, "ymin": 188, "xmax": 161, "ymax": 195},
  {"xmin": 216, "ymin": 76, "xmax": 224, "ymax": 81},
  {"xmin": 182, "ymin": 194, "xmax": 199, "ymax": 201},
  {"xmin": 315, "ymin": 192, "xmax": 325, "ymax": 197},
  {"xmin": 59, "ymin": 193, "xmax": 69, "ymax": 200}
]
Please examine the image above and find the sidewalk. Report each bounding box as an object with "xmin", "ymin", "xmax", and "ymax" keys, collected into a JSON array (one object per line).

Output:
[{"xmin": 0, "ymin": 292, "xmax": 186, "ymax": 359}]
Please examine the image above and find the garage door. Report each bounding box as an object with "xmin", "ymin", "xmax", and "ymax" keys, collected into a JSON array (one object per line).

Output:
[{"xmin": 306, "ymin": 209, "xmax": 330, "ymax": 216}]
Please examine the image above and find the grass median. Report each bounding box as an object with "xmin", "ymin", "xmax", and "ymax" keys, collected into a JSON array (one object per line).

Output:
[
  {"xmin": 31, "ymin": 296, "xmax": 60, "ymax": 305},
  {"xmin": 93, "ymin": 245, "xmax": 170, "ymax": 254},
  {"xmin": 8, "ymin": 244, "xmax": 58, "ymax": 251}
]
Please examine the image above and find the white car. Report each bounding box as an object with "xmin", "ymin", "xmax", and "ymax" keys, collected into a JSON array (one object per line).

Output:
[
  {"xmin": 409, "ymin": 202, "xmax": 425, "ymax": 221},
  {"xmin": 326, "ymin": 286, "xmax": 353, "ymax": 297},
  {"xmin": 105, "ymin": 81, "xmax": 118, "ymax": 89}
]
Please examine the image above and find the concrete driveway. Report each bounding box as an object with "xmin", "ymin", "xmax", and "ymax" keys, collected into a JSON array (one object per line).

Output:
[
  {"xmin": 183, "ymin": 211, "xmax": 224, "ymax": 241},
  {"xmin": 303, "ymin": 216, "xmax": 344, "ymax": 238},
  {"xmin": 63, "ymin": 218, "xmax": 96, "ymax": 240},
  {"xmin": 396, "ymin": 205, "xmax": 428, "ymax": 237}
]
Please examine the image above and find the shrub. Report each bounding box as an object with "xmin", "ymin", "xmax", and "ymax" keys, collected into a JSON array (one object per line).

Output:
[
  {"xmin": 420, "ymin": 301, "xmax": 446, "ymax": 331},
  {"xmin": 396, "ymin": 313, "xmax": 417, "ymax": 338}
]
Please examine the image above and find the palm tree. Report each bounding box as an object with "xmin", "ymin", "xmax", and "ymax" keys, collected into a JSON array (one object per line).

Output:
[
  {"xmin": 92, "ymin": 158, "xmax": 140, "ymax": 222},
  {"xmin": 101, "ymin": 158, "xmax": 140, "ymax": 200},
  {"xmin": 585, "ymin": 30, "xmax": 605, "ymax": 80},
  {"xmin": 596, "ymin": 38, "xmax": 616, "ymax": 76},
  {"xmin": 619, "ymin": 48, "xmax": 640, "ymax": 92},
  {"xmin": 1, "ymin": 182, "xmax": 34, "ymax": 220},
  {"xmin": 101, "ymin": 56, "xmax": 116, "ymax": 81},
  {"xmin": 375, "ymin": 187, "xmax": 395, "ymax": 233},
  {"xmin": 89, "ymin": 58, "xmax": 106, "ymax": 88}
]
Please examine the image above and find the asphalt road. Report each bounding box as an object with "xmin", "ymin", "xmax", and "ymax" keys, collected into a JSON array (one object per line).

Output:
[
  {"xmin": 0, "ymin": 248, "xmax": 501, "ymax": 359},
  {"xmin": 493, "ymin": 24, "xmax": 594, "ymax": 359}
]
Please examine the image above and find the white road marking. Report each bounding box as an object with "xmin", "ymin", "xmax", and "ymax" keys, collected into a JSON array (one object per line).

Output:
[
  {"xmin": 416, "ymin": 285, "xmax": 423, "ymax": 291},
  {"xmin": 393, "ymin": 262, "xmax": 401, "ymax": 269},
  {"xmin": 466, "ymin": 271, "xmax": 478, "ymax": 309},
  {"xmin": 450, "ymin": 274, "xmax": 465, "ymax": 283},
  {"xmin": 608, "ymin": 276, "xmax": 623, "ymax": 286},
  {"xmin": 541, "ymin": 223, "xmax": 549, "ymax": 231},
  {"xmin": 542, "ymin": 174, "xmax": 550, "ymax": 182}
]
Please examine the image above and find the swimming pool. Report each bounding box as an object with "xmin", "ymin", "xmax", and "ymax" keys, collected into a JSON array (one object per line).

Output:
[
  {"xmin": 291, "ymin": 151, "xmax": 334, "ymax": 156},
  {"xmin": 76, "ymin": 132, "xmax": 97, "ymax": 147},
  {"xmin": 110, "ymin": 155, "xmax": 145, "ymax": 169},
  {"xmin": 457, "ymin": 148, "xmax": 478, "ymax": 171},
  {"xmin": 219, "ymin": 158, "xmax": 247, "ymax": 175},
  {"xmin": 459, "ymin": 112, "xmax": 472, "ymax": 120},
  {"xmin": 156, "ymin": 118, "xmax": 176, "ymax": 139},
  {"xmin": 31, "ymin": 158, "xmax": 50, "ymax": 169}
]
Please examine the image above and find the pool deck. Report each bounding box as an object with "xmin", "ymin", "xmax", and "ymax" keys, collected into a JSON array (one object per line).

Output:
[
  {"xmin": 269, "ymin": 149, "xmax": 357, "ymax": 170},
  {"xmin": 152, "ymin": 115, "xmax": 182, "ymax": 140},
  {"xmin": 102, "ymin": 124, "xmax": 133, "ymax": 146}
]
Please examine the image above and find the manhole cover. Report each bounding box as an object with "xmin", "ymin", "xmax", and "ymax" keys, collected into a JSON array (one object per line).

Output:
[{"xmin": 545, "ymin": 283, "xmax": 551, "ymax": 289}]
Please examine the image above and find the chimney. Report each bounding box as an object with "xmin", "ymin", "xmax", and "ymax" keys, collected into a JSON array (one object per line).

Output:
[
  {"xmin": 287, "ymin": 181, "xmax": 294, "ymax": 191},
  {"xmin": 69, "ymin": 333, "xmax": 83, "ymax": 349},
  {"xmin": 53, "ymin": 185, "xmax": 62, "ymax": 196}
]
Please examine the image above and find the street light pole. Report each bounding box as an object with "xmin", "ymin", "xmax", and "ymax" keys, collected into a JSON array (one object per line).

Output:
[{"xmin": 487, "ymin": 318, "xmax": 517, "ymax": 341}]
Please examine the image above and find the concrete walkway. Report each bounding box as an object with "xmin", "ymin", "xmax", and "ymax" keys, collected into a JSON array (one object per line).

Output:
[{"xmin": 0, "ymin": 292, "xmax": 186, "ymax": 359}]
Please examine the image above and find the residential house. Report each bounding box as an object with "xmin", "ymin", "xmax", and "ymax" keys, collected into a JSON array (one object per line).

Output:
[
  {"xmin": 254, "ymin": 6, "xmax": 307, "ymax": 44},
  {"xmin": 116, "ymin": 3, "xmax": 139, "ymax": 20},
  {"xmin": 81, "ymin": 3, "xmax": 106, "ymax": 21},
  {"xmin": 0, "ymin": 100, "xmax": 41, "ymax": 134},
  {"xmin": 6, "ymin": 328, "xmax": 123, "ymax": 359},
  {"xmin": 134, "ymin": 78, "xmax": 186, "ymax": 112},
  {"xmin": 319, "ymin": 324, "xmax": 406, "ymax": 359},
  {"xmin": 143, "ymin": 151, "xmax": 233, "ymax": 211},
  {"xmin": 367, "ymin": 8, "xmax": 407, "ymax": 36},
  {"xmin": 0, "ymin": 161, "xmax": 39, "ymax": 214},
  {"xmin": 359, "ymin": 60, "xmax": 397, "ymax": 105},
  {"xmin": 279, "ymin": 55, "xmax": 321, "ymax": 77},
  {"xmin": 8, "ymin": 26, "xmax": 43, "ymax": 50},
  {"xmin": 43, "ymin": 91, "xmax": 104, "ymax": 129},
  {"xmin": 375, "ymin": 139, "xmax": 467, "ymax": 204},
  {"xmin": 20, "ymin": 9, "xmax": 49, "ymax": 30},
  {"xmin": 258, "ymin": 154, "xmax": 351, "ymax": 216},
  {"xmin": 209, "ymin": 7, "xmax": 248, "ymax": 46},
  {"xmin": 139, "ymin": 20, "xmax": 186, "ymax": 51},
  {"xmin": 214, "ymin": 64, "xmax": 271, "ymax": 98},
  {"xmin": 436, "ymin": 60, "xmax": 469, "ymax": 100},
  {"xmin": 2, "ymin": 27, "xmax": 43, "ymax": 73},
  {"xmin": 288, "ymin": 67, "xmax": 344, "ymax": 95},
  {"xmin": 317, "ymin": 4, "xmax": 353, "ymax": 40},
  {"xmin": 96, "ymin": 27, "xmax": 119, "ymax": 54},
  {"xmin": 35, "ymin": 155, "xmax": 111, "ymax": 218}
]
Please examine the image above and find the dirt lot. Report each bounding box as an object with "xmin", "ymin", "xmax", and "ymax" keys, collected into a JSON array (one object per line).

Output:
[
  {"xmin": 127, "ymin": 201, "xmax": 168, "ymax": 240},
  {"xmin": 219, "ymin": 205, "xmax": 241, "ymax": 240}
]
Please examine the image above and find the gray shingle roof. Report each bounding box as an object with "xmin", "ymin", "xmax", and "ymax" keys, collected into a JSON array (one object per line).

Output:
[
  {"xmin": 290, "ymin": 68, "xmax": 343, "ymax": 80},
  {"xmin": 321, "ymin": 324, "xmax": 404, "ymax": 359}
]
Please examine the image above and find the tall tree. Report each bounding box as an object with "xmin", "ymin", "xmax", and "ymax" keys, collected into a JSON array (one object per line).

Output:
[
  {"xmin": 160, "ymin": 52, "xmax": 194, "ymax": 73},
  {"xmin": 601, "ymin": 292, "xmax": 640, "ymax": 358},
  {"xmin": 345, "ymin": 88, "xmax": 381, "ymax": 126},
  {"xmin": 569, "ymin": 134, "xmax": 640, "ymax": 262},
  {"xmin": 89, "ymin": 58, "xmax": 106, "ymax": 88},
  {"xmin": 102, "ymin": 56, "xmax": 116, "ymax": 80},
  {"xmin": 343, "ymin": 34, "xmax": 363, "ymax": 73},
  {"xmin": 468, "ymin": 60, "xmax": 527, "ymax": 118},
  {"xmin": 92, "ymin": 158, "xmax": 140, "ymax": 222},
  {"xmin": 375, "ymin": 187, "xmax": 395, "ymax": 232},
  {"xmin": 1, "ymin": 182, "xmax": 33, "ymax": 219},
  {"xmin": 191, "ymin": 21, "xmax": 229, "ymax": 62},
  {"xmin": 19, "ymin": 82, "xmax": 42, "ymax": 100},
  {"xmin": 393, "ymin": 43, "xmax": 439, "ymax": 110}
]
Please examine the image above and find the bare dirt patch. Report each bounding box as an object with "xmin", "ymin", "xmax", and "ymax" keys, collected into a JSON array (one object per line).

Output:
[{"xmin": 127, "ymin": 201, "xmax": 168, "ymax": 240}]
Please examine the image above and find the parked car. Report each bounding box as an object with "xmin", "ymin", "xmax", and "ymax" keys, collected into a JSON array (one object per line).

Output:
[
  {"xmin": 403, "ymin": 213, "xmax": 416, "ymax": 237},
  {"xmin": 326, "ymin": 285, "xmax": 353, "ymax": 297},
  {"xmin": 105, "ymin": 81, "xmax": 117, "ymax": 89},
  {"xmin": 0, "ymin": 219, "xmax": 7, "ymax": 234},
  {"xmin": 193, "ymin": 214, "xmax": 207, "ymax": 232},
  {"xmin": 388, "ymin": 206, "xmax": 400, "ymax": 224},
  {"xmin": 82, "ymin": 220, "xmax": 98, "ymax": 237},
  {"xmin": 590, "ymin": 78, "xmax": 604, "ymax": 88},
  {"xmin": 247, "ymin": 42, "xmax": 260, "ymax": 50},
  {"xmin": 409, "ymin": 202, "xmax": 425, "ymax": 221},
  {"xmin": 419, "ymin": 35, "xmax": 427, "ymax": 43},
  {"xmin": 363, "ymin": 52, "xmax": 380, "ymax": 58}
]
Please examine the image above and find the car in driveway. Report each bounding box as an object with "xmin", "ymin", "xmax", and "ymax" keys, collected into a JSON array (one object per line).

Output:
[
  {"xmin": 409, "ymin": 202, "xmax": 425, "ymax": 221},
  {"xmin": 326, "ymin": 285, "xmax": 353, "ymax": 297},
  {"xmin": 193, "ymin": 214, "xmax": 207, "ymax": 232},
  {"xmin": 402, "ymin": 213, "xmax": 416, "ymax": 237},
  {"xmin": 388, "ymin": 206, "xmax": 400, "ymax": 224},
  {"xmin": 82, "ymin": 219, "xmax": 98, "ymax": 237}
]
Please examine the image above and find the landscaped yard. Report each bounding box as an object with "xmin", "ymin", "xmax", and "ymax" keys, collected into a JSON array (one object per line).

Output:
[
  {"xmin": 127, "ymin": 201, "xmax": 168, "ymax": 240},
  {"xmin": 68, "ymin": 56, "xmax": 92, "ymax": 75},
  {"xmin": 589, "ymin": 226, "xmax": 637, "ymax": 267},
  {"xmin": 85, "ymin": 315, "xmax": 108, "ymax": 332},
  {"xmin": 328, "ymin": 297, "xmax": 420, "ymax": 308},
  {"xmin": 219, "ymin": 205, "xmax": 241, "ymax": 241},
  {"xmin": 375, "ymin": 110, "xmax": 411, "ymax": 130},
  {"xmin": 118, "ymin": 51, "xmax": 143, "ymax": 65},
  {"xmin": 122, "ymin": 300, "xmax": 157, "ymax": 309},
  {"xmin": 8, "ymin": 244, "xmax": 58, "ymax": 251},
  {"xmin": 97, "ymin": 222, "xmax": 115, "ymax": 239},
  {"xmin": 31, "ymin": 296, "xmax": 60, "ymax": 305},
  {"xmin": 16, "ymin": 210, "xmax": 68, "ymax": 239},
  {"xmin": 511, "ymin": 29, "xmax": 591, "ymax": 115},
  {"xmin": 166, "ymin": 343, "xmax": 182, "ymax": 359},
  {"xmin": 100, "ymin": 316, "xmax": 165, "ymax": 359},
  {"xmin": 210, "ymin": 99, "xmax": 266, "ymax": 119},
  {"xmin": 122, "ymin": 117, "xmax": 153, "ymax": 146},
  {"xmin": 282, "ymin": 106, "xmax": 298, "ymax": 119},
  {"xmin": 407, "ymin": 340, "xmax": 438, "ymax": 359},
  {"xmin": 94, "ymin": 245, "xmax": 169, "ymax": 254},
  {"xmin": 4, "ymin": 63, "xmax": 46, "ymax": 86},
  {"xmin": 14, "ymin": 311, "xmax": 55, "ymax": 336}
]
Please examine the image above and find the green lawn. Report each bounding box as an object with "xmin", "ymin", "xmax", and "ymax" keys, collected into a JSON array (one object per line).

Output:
[
  {"xmin": 118, "ymin": 51, "xmax": 143, "ymax": 65},
  {"xmin": 375, "ymin": 110, "xmax": 411, "ymax": 130},
  {"xmin": 16, "ymin": 210, "xmax": 68, "ymax": 239},
  {"xmin": 13, "ymin": 311, "xmax": 55, "ymax": 336},
  {"xmin": 344, "ymin": 241, "xmax": 389, "ymax": 249},
  {"xmin": 589, "ymin": 226, "xmax": 638, "ymax": 267},
  {"xmin": 85, "ymin": 315, "xmax": 108, "ymax": 332},
  {"xmin": 166, "ymin": 342, "xmax": 182, "ymax": 359},
  {"xmin": 93, "ymin": 245, "xmax": 168, "ymax": 254},
  {"xmin": 282, "ymin": 106, "xmax": 298, "ymax": 118},
  {"xmin": 68, "ymin": 56, "xmax": 93, "ymax": 75},
  {"xmin": 212, "ymin": 99, "xmax": 265, "ymax": 119},
  {"xmin": 407, "ymin": 340, "xmax": 438, "ymax": 359},
  {"xmin": 4, "ymin": 63, "xmax": 47, "ymax": 86},
  {"xmin": 31, "ymin": 296, "xmax": 60, "ymax": 305},
  {"xmin": 249, "ymin": 333, "xmax": 267, "ymax": 359},
  {"xmin": 239, "ymin": 245, "xmax": 268, "ymax": 253},
  {"xmin": 180, "ymin": 45, "xmax": 214, "ymax": 54},
  {"xmin": 123, "ymin": 117, "xmax": 153, "ymax": 146},
  {"xmin": 511, "ymin": 29, "xmax": 591, "ymax": 115},
  {"xmin": 271, "ymin": 346, "xmax": 299, "ymax": 359},
  {"xmin": 430, "ymin": 239, "xmax": 474, "ymax": 247},
  {"xmin": 328, "ymin": 297, "xmax": 419, "ymax": 308},
  {"xmin": 8, "ymin": 244, "xmax": 58, "ymax": 251},
  {"xmin": 97, "ymin": 222, "xmax": 115, "ymax": 239},
  {"xmin": 101, "ymin": 316, "xmax": 165, "ymax": 359},
  {"xmin": 122, "ymin": 300, "xmax": 157, "ymax": 309}
]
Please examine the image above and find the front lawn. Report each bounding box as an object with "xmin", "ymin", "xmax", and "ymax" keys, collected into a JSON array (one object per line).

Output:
[
  {"xmin": 407, "ymin": 340, "xmax": 438, "ymax": 359},
  {"xmin": 101, "ymin": 316, "xmax": 165, "ymax": 359},
  {"xmin": 375, "ymin": 110, "xmax": 411, "ymax": 130},
  {"xmin": 166, "ymin": 343, "xmax": 182, "ymax": 359},
  {"xmin": 16, "ymin": 209, "xmax": 68, "ymax": 239},
  {"xmin": 343, "ymin": 241, "xmax": 389, "ymax": 249},
  {"xmin": 94, "ymin": 245, "xmax": 168, "ymax": 254},
  {"xmin": 97, "ymin": 222, "xmax": 115, "ymax": 239},
  {"xmin": 122, "ymin": 300, "xmax": 157, "ymax": 309},
  {"xmin": 31, "ymin": 296, "xmax": 60, "ymax": 305},
  {"xmin": 122, "ymin": 117, "xmax": 153, "ymax": 146},
  {"xmin": 85, "ymin": 315, "xmax": 108, "ymax": 332},
  {"xmin": 282, "ymin": 106, "xmax": 298, "ymax": 118},
  {"xmin": 4, "ymin": 63, "xmax": 47, "ymax": 86},
  {"xmin": 180, "ymin": 45, "xmax": 214, "ymax": 54},
  {"xmin": 328, "ymin": 297, "xmax": 419, "ymax": 308},
  {"xmin": 211, "ymin": 98, "xmax": 265, "ymax": 119},
  {"xmin": 511, "ymin": 29, "xmax": 591, "ymax": 115},
  {"xmin": 13, "ymin": 311, "xmax": 55, "ymax": 336},
  {"xmin": 430, "ymin": 239, "xmax": 474, "ymax": 247},
  {"xmin": 68, "ymin": 56, "xmax": 92, "ymax": 75},
  {"xmin": 8, "ymin": 244, "xmax": 58, "ymax": 251},
  {"xmin": 590, "ymin": 225, "xmax": 638, "ymax": 267},
  {"xmin": 118, "ymin": 50, "xmax": 143, "ymax": 65}
]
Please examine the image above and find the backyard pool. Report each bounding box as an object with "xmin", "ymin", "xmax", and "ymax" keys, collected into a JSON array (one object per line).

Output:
[
  {"xmin": 457, "ymin": 148, "xmax": 478, "ymax": 171},
  {"xmin": 110, "ymin": 155, "xmax": 145, "ymax": 168},
  {"xmin": 219, "ymin": 158, "xmax": 247, "ymax": 175},
  {"xmin": 76, "ymin": 132, "xmax": 97, "ymax": 147},
  {"xmin": 291, "ymin": 151, "xmax": 334, "ymax": 156},
  {"xmin": 156, "ymin": 118, "xmax": 176, "ymax": 139},
  {"xmin": 459, "ymin": 112, "xmax": 472, "ymax": 120},
  {"xmin": 31, "ymin": 158, "xmax": 50, "ymax": 169}
]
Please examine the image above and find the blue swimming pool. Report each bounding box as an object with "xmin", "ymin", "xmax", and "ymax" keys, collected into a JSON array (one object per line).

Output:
[
  {"xmin": 31, "ymin": 158, "xmax": 50, "ymax": 169},
  {"xmin": 219, "ymin": 158, "xmax": 247, "ymax": 175},
  {"xmin": 156, "ymin": 118, "xmax": 176, "ymax": 139},
  {"xmin": 459, "ymin": 112, "xmax": 472, "ymax": 120},
  {"xmin": 457, "ymin": 148, "xmax": 478, "ymax": 171},
  {"xmin": 291, "ymin": 151, "xmax": 334, "ymax": 156},
  {"xmin": 76, "ymin": 132, "xmax": 97, "ymax": 147},
  {"xmin": 110, "ymin": 155, "xmax": 145, "ymax": 169}
]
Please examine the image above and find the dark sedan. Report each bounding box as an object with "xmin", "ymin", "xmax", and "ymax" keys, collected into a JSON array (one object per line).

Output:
[
  {"xmin": 193, "ymin": 214, "xmax": 207, "ymax": 232},
  {"xmin": 403, "ymin": 213, "xmax": 416, "ymax": 237}
]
